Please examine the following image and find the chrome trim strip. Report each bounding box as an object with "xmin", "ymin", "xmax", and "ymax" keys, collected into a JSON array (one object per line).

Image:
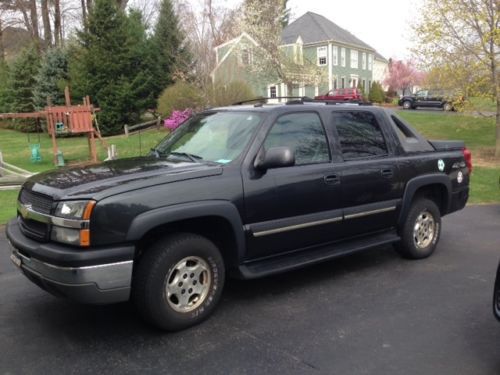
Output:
[
  {"xmin": 17, "ymin": 201, "xmax": 88, "ymax": 229},
  {"xmin": 41, "ymin": 260, "xmax": 133, "ymax": 271},
  {"xmin": 12, "ymin": 248, "xmax": 133, "ymax": 290},
  {"xmin": 253, "ymin": 216, "xmax": 342, "ymax": 237},
  {"xmin": 344, "ymin": 206, "xmax": 396, "ymax": 220}
]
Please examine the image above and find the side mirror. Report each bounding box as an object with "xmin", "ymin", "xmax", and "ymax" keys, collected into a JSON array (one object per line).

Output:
[{"xmin": 254, "ymin": 146, "xmax": 295, "ymax": 170}]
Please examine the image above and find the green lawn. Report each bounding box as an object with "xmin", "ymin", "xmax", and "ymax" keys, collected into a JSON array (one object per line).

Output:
[
  {"xmin": 0, "ymin": 112, "xmax": 499, "ymax": 224},
  {"xmin": 0, "ymin": 127, "xmax": 168, "ymax": 173}
]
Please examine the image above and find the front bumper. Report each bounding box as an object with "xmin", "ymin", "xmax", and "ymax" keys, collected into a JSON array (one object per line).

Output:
[{"xmin": 6, "ymin": 219, "xmax": 135, "ymax": 304}]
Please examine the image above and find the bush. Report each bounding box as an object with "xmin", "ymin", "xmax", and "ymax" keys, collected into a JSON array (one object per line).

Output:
[
  {"xmin": 368, "ymin": 81, "xmax": 385, "ymax": 103},
  {"xmin": 157, "ymin": 81, "xmax": 205, "ymax": 117},
  {"xmin": 210, "ymin": 81, "xmax": 255, "ymax": 107}
]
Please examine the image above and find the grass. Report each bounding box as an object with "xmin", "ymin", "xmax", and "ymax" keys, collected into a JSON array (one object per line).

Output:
[
  {"xmin": 467, "ymin": 97, "xmax": 496, "ymax": 113},
  {"xmin": 0, "ymin": 189, "xmax": 19, "ymax": 224},
  {"xmin": 0, "ymin": 112, "xmax": 499, "ymax": 224},
  {"xmin": 0, "ymin": 127, "xmax": 168, "ymax": 173}
]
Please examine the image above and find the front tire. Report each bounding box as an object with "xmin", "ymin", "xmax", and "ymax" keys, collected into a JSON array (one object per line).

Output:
[
  {"xmin": 443, "ymin": 102, "xmax": 453, "ymax": 111},
  {"xmin": 132, "ymin": 233, "xmax": 225, "ymax": 331},
  {"xmin": 403, "ymin": 100, "xmax": 413, "ymax": 110},
  {"xmin": 396, "ymin": 198, "xmax": 441, "ymax": 259}
]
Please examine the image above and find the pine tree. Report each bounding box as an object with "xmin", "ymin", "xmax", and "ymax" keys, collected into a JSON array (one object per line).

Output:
[
  {"xmin": 368, "ymin": 81, "xmax": 385, "ymax": 103},
  {"xmin": 33, "ymin": 48, "xmax": 69, "ymax": 109},
  {"xmin": 9, "ymin": 47, "xmax": 40, "ymax": 114},
  {"xmin": 72, "ymin": 0, "xmax": 144, "ymax": 135},
  {"xmin": 0, "ymin": 60, "xmax": 10, "ymax": 112},
  {"xmin": 151, "ymin": 0, "xmax": 191, "ymax": 95}
]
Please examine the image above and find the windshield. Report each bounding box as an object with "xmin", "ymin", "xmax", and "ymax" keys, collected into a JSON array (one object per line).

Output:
[{"xmin": 154, "ymin": 111, "xmax": 262, "ymax": 164}]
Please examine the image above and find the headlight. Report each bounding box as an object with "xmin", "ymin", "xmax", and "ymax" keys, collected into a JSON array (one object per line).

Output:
[
  {"xmin": 54, "ymin": 200, "xmax": 94, "ymax": 220},
  {"xmin": 51, "ymin": 200, "xmax": 95, "ymax": 247}
]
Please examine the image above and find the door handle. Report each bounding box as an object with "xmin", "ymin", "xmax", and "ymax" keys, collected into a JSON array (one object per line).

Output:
[
  {"xmin": 381, "ymin": 169, "xmax": 394, "ymax": 178},
  {"xmin": 324, "ymin": 174, "xmax": 340, "ymax": 185}
]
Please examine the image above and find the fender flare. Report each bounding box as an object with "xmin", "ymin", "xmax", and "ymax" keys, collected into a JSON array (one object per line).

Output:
[
  {"xmin": 126, "ymin": 200, "xmax": 246, "ymax": 263},
  {"xmin": 398, "ymin": 174, "xmax": 451, "ymax": 224}
]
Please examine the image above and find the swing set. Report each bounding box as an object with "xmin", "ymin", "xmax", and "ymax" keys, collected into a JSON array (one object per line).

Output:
[{"xmin": 0, "ymin": 88, "xmax": 107, "ymax": 166}]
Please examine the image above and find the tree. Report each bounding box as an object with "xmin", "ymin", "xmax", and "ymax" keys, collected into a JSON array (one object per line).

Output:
[
  {"xmin": 8, "ymin": 47, "xmax": 39, "ymax": 114},
  {"xmin": 151, "ymin": 0, "xmax": 191, "ymax": 95},
  {"xmin": 383, "ymin": 59, "xmax": 424, "ymax": 95},
  {"xmin": 41, "ymin": 0, "xmax": 52, "ymax": 48},
  {"xmin": 0, "ymin": 60, "xmax": 10, "ymax": 111},
  {"xmin": 72, "ymin": 0, "xmax": 144, "ymax": 135},
  {"xmin": 175, "ymin": 0, "xmax": 241, "ymax": 98},
  {"xmin": 368, "ymin": 81, "xmax": 385, "ymax": 103},
  {"xmin": 241, "ymin": 0, "xmax": 324, "ymax": 94},
  {"xmin": 33, "ymin": 48, "xmax": 68, "ymax": 109},
  {"xmin": 413, "ymin": 0, "xmax": 500, "ymax": 157}
]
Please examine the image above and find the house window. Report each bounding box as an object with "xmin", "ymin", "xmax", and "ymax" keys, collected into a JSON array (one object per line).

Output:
[
  {"xmin": 240, "ymin": 48, "xmax": 252, "ymax": 66},
  {"xmin": 317, "ymin": 46, "xmax": 327, "ymax": 66},
  {"xmin": 363, "ymin": 79, "xmax": 366, "ymax": 91},
  {"xmin": 368, "ymin": 54, "xmax": 373, "ymax": 70},
  {"xmin": 351, "ymin": 50, "xmax": 358, "ymax": 69},
  {"xmin": 333, "ymin": 77, "xmax": 338, "ymax": 89},
  {"xmin": 362, "ymin": 53, "xmax": 367, "ymax": 70},
  {"xmin": 269, "ymin": 86, "xmax": 277, "ymax": 98},
  {"xmin": 332, "ymin": 46, "xmax": 338, "ymax": 66},
  {"xmin": 340, "ymin": 48, "xmax": 346, "ymax": 67},
  {"xmin": 341, "ymin": 77, "xmax": 345, "ymax": 88},
  {"xmin": 368, "ymin": 80, "xmax": 372, "ymax": 89},
  {"xmin": 294, "ymin": 44, "xmax": 303, "ymax": 64}
]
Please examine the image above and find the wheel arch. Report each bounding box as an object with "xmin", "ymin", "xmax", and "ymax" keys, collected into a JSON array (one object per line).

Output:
[
  {"xmin": 399, "ymin": 174, "xmax": 451, "ymax": 225},
  {"xmin": 127, "ymin": 201, "xmax": 246, "ymax": 267}
]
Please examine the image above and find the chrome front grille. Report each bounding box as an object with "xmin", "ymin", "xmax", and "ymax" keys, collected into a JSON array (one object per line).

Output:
[
  {"xmin": 18, "ymin": 189, "xmax": 53, "ymax": 241},
  {"xmin": 19, "ymin": 189, "xmax": 53, "ymax": 214}
]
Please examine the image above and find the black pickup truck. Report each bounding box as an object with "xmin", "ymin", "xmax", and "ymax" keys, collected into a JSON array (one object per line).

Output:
[
  {"xmin": 6, "ymin": 100, "xmax": 472, "ymax": 331},
  {"xmin": 398, "ymin": 90, "xmax": 460, "ymax": 111}
]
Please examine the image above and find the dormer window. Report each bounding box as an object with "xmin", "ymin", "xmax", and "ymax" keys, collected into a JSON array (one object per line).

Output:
[{"xmin": 317, "ymin": 46, "xmax": 327, "ymax": 66}]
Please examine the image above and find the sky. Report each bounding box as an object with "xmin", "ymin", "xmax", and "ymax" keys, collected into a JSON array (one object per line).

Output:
[
  {"xmin": 215, "ymin": 0, "xmax": 423, "ymax": 60},
  {"xmin": 288, "ymin": 0, "xmax": 424, "ymax": 60}
]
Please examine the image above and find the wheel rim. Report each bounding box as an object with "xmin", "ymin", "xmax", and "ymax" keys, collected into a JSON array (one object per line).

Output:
[
  {"xmin": 165, "ymin": 256, "xmax": 212, "ymax": 313},
  {"xmin": 403, "ymin": 102, "xmax": 410, "ymax": 109},
  {"xmin": 413, "ymin": 210, "xmax": 436, "ymax": 249}
]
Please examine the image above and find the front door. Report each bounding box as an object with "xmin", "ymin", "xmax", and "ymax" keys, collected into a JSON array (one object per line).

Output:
[{"xmin": 243, "ymin": 112, "xmax": 343, "ymax": 260}]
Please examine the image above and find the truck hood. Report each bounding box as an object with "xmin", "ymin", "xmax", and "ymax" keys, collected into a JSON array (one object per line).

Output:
[{"xmin": 24, "ymin": 157, "xmax": 223, "ymax": 200}]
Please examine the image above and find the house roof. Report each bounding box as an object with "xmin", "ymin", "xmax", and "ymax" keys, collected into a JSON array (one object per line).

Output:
[
  {"xmin": 282, "ymin": 12, "xmax": 375, "ymax": 51},
  {"xmin": 374, "ymin": 51, "xmax": 388, "ymax": 62}
]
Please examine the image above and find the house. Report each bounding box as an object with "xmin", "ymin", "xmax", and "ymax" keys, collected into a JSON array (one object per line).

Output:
[
  {"xmin": 212, "ymin": 12, "xmax": 382, "ymax": 100},
  {"xmin": 373, "ymin": 52, "xmax": 389, "ymax": 89}
]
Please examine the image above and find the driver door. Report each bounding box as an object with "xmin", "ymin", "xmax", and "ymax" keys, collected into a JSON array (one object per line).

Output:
[{"xmin": 242, "ymin": 112, "xmax": 344, "ymax": 260}]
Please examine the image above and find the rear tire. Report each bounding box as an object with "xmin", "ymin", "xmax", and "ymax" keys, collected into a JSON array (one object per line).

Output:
[
  {"xmin": 443, "ymin": 102, "xmax": 453, "ymax": 111},
  {"xmin": 132, "ymin": 233, "xmax": 225, "ymax": 331},
  {"xmin": 396, "ymin": 198, "xmax": 441, "ymax": 259},
  {"xmin": 403, "ymin": 100, "xmax": 412, "ymax": 110}
]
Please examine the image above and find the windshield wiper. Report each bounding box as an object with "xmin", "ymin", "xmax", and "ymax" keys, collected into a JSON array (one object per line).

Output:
[{"xmin": 169, "ymin": 151, "xmax": 203, "ymax": 162}]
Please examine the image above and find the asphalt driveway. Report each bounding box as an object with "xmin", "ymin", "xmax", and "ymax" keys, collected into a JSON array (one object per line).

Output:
[{"xmin": 1, "ymin": 205, "xmax": 500, "ymax": 375}]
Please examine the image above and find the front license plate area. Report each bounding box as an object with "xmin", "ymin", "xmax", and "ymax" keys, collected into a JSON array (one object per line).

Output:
[{"xmin": 10, "ymin": 252, "xmax": 22, "ymax": 268}]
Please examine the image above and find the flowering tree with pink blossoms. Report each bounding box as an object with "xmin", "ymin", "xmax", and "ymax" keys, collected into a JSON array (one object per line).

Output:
[{"xmin": 383, "ymin": 60, "xmax": 425, "ymax": 95}]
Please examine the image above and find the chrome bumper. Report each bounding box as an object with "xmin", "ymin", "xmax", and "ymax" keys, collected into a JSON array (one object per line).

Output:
[{"xmin": 10, "ymin": 247, "xmax": 133, "ymax": 304}]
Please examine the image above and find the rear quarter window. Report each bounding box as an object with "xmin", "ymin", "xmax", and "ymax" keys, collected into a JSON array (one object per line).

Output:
[{"xmin": 332, "ymin": 111, "xmax": 388, "ymax": 160}]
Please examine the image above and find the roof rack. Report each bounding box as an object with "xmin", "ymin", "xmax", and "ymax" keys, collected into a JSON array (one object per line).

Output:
[
  {"xmin": 231, "ymin": 96, "xmax": 314, "ymax": 105},
  {"xmin": 315, "ymin": 100, "xmax": 373, "ymax": 106},
  {"xmin": 231, "ymin": 96, "xmax": 373, "ymax": 107}
]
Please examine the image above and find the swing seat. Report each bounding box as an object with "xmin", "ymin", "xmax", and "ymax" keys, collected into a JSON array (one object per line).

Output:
[{"xmin": 30, "ymin": 144, "xmax": 42, "ymax": 163}]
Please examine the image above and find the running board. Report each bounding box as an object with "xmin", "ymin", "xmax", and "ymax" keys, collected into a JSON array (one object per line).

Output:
[{"xmin": 238, "ymin": 230, "xmax": 400, "ymax": 279}]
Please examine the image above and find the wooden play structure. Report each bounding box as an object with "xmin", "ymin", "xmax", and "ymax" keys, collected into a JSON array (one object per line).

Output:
[{"xmin": 0, "ymin": 88, "xmax": 107, "ymax": 166}]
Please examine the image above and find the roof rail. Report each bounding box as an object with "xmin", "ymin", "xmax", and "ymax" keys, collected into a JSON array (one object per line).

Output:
[
  {"xmin": 311, "ymin": 99, "xmax": 373, "ymax": 106},
  {"xmin": 232, "ymin": 96, "xmax": 314, "ymax": 105}
]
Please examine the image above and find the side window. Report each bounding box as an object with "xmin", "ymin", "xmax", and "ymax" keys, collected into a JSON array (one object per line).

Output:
[
  {"xmin": 264, "ymin": 113, "xmax": 330, "ymax": 165},
  {"xmin": 333, "ymin": 111, "xmax": 388, "ymax": 159}
]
